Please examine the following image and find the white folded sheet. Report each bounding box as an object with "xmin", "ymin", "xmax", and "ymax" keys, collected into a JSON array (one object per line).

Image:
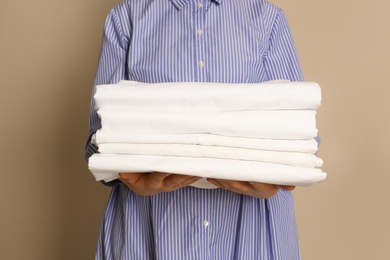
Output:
[
  {"xmin": 88, "ymin": 154, "xmax": 327, "ymax": 187},
  {"xmin": 91, "ymin": 80, "xmax": 325, "ymax": 188},
  {"xmin": 189, "ymin": 178, "xmax": 220, "ymax": 189},
  {"xmin": 97, "ymin": 143, "xmax": 323, "ymax": 168},
  {"xmin": 94, "ymin": 80, "xmax": 321, "ymax": 111},
  {"xmin": 98, "ymin": 110, "xmax": 318, "ymax": 139},
  {"xmin": 92, "ymin": 131, "xmax": 319, "ymax": 153}
]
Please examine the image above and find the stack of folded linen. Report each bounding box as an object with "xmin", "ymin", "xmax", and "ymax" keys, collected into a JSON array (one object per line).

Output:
[{"xmin": 88, "ymin": 80, "xmax": 326, "ymax": 188}]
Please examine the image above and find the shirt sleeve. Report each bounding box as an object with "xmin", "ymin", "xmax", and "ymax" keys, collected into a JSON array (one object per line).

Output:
[
  {"xmin": 85, "ymin": 8, "xmax": 130, "ymax": 186},
  {"xmin": 263, "ymin": 9, "xmax": 320, "ymax": 147},
  {"xmin": 263, "ymin": 9, "xmax": 304, "ymax": 82}
]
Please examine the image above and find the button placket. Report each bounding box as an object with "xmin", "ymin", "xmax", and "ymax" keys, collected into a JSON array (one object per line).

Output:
[{"xmin": 195, "ymin": 0, "xmax": 206, "ymax": 81}]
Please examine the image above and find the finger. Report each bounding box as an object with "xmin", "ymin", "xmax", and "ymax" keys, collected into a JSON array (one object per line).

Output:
[
  {"xmin": 249, "ymin": 182, "xmax": 279, "ymax": 191},
  {"xmin": 218, "ymin": 179, "xmax": 247, "ymax": 189},
  {"xmin": 177, "ymin": 176, "xmax": 202, "ymax": 187},
  {"xmin": 158, "ymin": 176, "xmax": 201, "ymax": 192},
  {"xmin": 118, "ymin": 172, "xmax": 144, "ymax": 183},
  {"xmin": 280, "ymin": 185, "xmax": 296, "ymax": 191},
  {"xmin": 208, "ymin": 179, "xmax": 243, "ymax": 191},
  {"xmin": 208, "ymin": 179, "xmax": 255, "ymax": 195},
  {"xmin": 207, "ymin": 178, "xmax": 232, "ymax": 187},
  {"xmin": 163, "ymin": 174, "xmax": 200, "ymax": 187},
  {"xmin": 206, "ymin": 178, "xmax": 227, "ymax": 189},
  {"xmin": 221, "ymin": 180, "xmax": 257, "ymax": 194},
  {"xmin": 247, "ymin": 182, "xmax": 280, "ymax": 198},
  {"xmin": 119, "ymin": 172, "xmax": 140, "ymax": 178},
  {"xmin": 147, "ymin": 172, "xmax": 173, "ymax": 182},
  {"xmin": 211, "ymin": 179, "xmax": 232, "ymax": 189}
]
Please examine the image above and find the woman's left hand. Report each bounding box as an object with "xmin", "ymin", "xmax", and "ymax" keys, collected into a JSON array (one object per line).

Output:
[{"xmin": 207, "ymin": 179, "xmax": 295, "ymax": 199}]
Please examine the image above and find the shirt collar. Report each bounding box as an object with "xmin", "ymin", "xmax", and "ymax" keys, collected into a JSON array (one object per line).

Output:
[{"xmin": 169, "ymin": 0, "xmax": 223, "ymax": 10}]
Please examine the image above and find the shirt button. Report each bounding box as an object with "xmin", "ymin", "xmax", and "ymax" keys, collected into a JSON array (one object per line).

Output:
[
  {"xmin": 203, "ymin": 220, "xmax": 209, "ymax": 227},
  {"xmin": 197, "ymin": 29, "xmax": 203, "ymax": 35},
  {"xmin": 198, "ymin": 61, "xmax": 205, "ymax": 68},
  {"xmin": 198, "ymin": 2, "xmax": 203, "ymax": 8}
]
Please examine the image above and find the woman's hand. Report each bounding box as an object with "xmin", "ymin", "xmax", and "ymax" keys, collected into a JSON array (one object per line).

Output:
[
  {"xmin": 207, "ymin": 179, "xmax": 295, "ymax": 199},
  {"xmin": 119, "ymin": 172, "xmax": 201, "ymax": 196}
]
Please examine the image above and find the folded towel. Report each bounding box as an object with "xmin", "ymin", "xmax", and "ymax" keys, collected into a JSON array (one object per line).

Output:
[
  {"xmin": 97, "ymin": 143, "xmax": 323, "ymax": 168},
  {"xmin": 93, "ymin": 131, "xmax": 319, "ymax": 153},
  {"xmin": 88, "ymin": 154, "xmax": 326, "ymax": 187},
  {"xmin": 94, "ymin": 80, "xmax": 321, "ymax": 112},
  {"xmin": 98, "ymin": 110, "xmax": 318, "ymax": 139}
]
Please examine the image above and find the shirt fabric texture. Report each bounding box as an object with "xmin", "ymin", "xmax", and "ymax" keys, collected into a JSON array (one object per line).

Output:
[{"xmin": 87, "ymin": 0, "xmax": 304, "ymax": 259}]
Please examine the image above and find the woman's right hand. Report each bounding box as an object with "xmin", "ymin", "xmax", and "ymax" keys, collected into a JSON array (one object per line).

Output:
[{"xmin": 119, "ymin": 172, "xmax": 201, "ymax": 196}]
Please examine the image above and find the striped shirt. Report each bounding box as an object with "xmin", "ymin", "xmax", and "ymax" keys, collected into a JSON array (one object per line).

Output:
[{"xmin": 87, "ymin": 0, "xmax": 303, "ymax": 259}]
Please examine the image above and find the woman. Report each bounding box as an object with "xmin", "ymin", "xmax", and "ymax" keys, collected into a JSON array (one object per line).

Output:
[{"xmin": 87, "ymin": 0, "xmax": 303, "ymax": 259}]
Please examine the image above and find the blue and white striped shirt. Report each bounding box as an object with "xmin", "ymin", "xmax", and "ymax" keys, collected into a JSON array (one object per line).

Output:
[{"xmin": 87, "ymin": 0, "xmax": 303, "ymax": 259}]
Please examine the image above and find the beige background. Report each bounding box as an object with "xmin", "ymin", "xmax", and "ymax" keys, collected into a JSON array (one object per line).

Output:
[{"xmin": 0, "ymin": 0, "xmax": 389, "ymax": 259}]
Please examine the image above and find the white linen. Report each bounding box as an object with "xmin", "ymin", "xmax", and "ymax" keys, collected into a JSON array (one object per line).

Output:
[
  {"xmin": 90, "ymin": 80, "xmax": 325, "ymax": 188},
  {"xmin": 97, "ymin": 143, "xmax": 323, "ymax": 168},
  {"xmin": 188, "ymin": 178, "xmax": 220, "ymax": 189},
  {"xmin": 94, "ymin": 81, "xmax": 321, "ymax": 111},
  {"xmin": 98, "ymin": 110, "xmax": 318, "ymax": 139},
  {"xmin": 88, "ymin": 154, "xmax": 327, "ymax": 187},
  {"xmin": 92, "ymin": 131, "xmax": 318, "ymax": 153}
]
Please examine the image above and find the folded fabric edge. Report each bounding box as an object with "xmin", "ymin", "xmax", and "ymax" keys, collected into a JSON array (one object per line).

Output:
[{"xmin": 90, "ymin": 170, "xmax": 327, "ymax": 187}]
